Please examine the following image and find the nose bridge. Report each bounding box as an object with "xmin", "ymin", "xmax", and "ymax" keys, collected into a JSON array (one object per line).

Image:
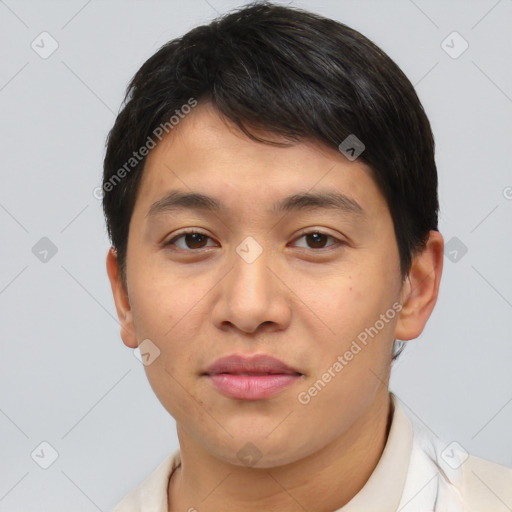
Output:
[
  {"xmin": 212, "ymin": 234, "xmax": 290, "ymax": 333},
  {"xmin": 229, "ymin": 235, "xmax": 274, "ymax": 304}
]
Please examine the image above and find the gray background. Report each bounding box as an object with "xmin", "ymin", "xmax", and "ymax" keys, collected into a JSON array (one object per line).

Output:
[{"xmin": 1, "ymin": 0, "xmax": 511, "ymax": 510}]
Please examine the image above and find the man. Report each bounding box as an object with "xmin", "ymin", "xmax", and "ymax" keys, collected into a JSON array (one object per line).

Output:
[{"xmin": 103, "ymin": 2, "xmax": 512, "ymax": 510}]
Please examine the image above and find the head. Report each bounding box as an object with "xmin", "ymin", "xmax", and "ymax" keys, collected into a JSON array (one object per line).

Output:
[{"xmin": 104, "ymin": 2, "xmax": 443, "ymax": 467}]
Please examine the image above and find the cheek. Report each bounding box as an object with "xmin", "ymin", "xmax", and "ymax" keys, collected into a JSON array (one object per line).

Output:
[
  {"xmin": 301, "ymin": 267, "xmax": 400, "ymax": 404},
  {"xmin": 127, "ymin": 269, "xmax": 208, "ymax": 379},
  {"xmin": 310, "ymin": 268, "xmax": 396, "ymax": 340},
  {"xmin": 128, "ymin": 263, "xmax": 199, "ymax": 340},
  {"xmin": 129, "ymin": 284, "xmax": 172, "ymax": 341}
]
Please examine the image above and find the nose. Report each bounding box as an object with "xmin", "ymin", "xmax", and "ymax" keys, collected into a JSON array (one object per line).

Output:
[{"xmin": 211, "ymin": 242, "xmax": 292, "ymax": 335}]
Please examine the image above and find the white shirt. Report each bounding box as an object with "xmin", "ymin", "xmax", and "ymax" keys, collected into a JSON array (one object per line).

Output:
[{"xmin": 112, "ymin": 393, "xmax": 512, "ymax": 511}]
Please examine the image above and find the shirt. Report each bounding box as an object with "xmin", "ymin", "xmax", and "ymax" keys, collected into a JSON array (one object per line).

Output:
[{"xmin": 112, "ymin": 393, "xmax": 512, "ymax": 511}]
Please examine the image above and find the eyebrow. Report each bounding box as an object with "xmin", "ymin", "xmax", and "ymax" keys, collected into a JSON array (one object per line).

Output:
[{"xmin": 146, "ymin": 189, "xmax": 364, "ymax": 219}]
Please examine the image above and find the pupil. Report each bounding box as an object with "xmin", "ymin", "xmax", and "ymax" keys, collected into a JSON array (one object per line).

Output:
[
  {"xmin": 186, "ymin": 233, "xmax": 206, "ymax": 248},
  {"xmin": 307, "ymin": 233, "xmax": 326, "ymax": 248}
]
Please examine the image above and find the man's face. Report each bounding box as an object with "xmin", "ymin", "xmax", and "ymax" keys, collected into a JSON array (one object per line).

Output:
[{"xmin": 114, "ymin": 102, "xmax": 406, "ymax": 467}]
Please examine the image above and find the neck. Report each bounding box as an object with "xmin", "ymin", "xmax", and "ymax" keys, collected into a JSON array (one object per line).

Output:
[{"xmin": 169, "ymin": 391, "xmax": 392, "ymax": 512}]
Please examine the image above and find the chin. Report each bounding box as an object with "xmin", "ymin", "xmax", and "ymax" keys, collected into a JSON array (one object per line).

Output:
[{"xmin": 202, "ymin": 431, "xmax": 317, "ymax": 470}]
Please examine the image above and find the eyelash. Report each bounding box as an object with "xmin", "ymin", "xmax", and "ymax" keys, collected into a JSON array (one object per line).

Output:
[{"xmin": 163, "ymin": 229, "xmax": 344, "ymax": 252}]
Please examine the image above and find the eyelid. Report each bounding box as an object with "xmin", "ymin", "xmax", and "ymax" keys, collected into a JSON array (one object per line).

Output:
[
  {"xmin": 164, "ymin": 228, "xmax": 218, "ymax": 249},
  {"xmin": 290, "ymin": 228, "xmax": 344, "ymax": 250},
  {"xmin": 164, "ymin": 228, "xmax": 345, "ymax": 252},
  {"xmin": 292, "ymin": 227, "xmax": 340, "ymax": 239}
]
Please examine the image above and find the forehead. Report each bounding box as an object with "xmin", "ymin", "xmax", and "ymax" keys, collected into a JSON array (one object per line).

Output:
[{"xmin": 135, "ymin": 102, "xmax": 387, "ymax": 218}]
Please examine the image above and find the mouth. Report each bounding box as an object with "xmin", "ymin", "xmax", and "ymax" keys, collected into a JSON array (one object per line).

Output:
[{"xmin": 202, "ymin": 354, "xmax": 303, "ymax": 400}]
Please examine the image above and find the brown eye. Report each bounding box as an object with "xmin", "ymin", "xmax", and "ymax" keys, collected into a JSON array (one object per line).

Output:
[
  {"xmin": 165, "ymin": 231, "xmax": 215, "ymax": 251},
  {"xmin": 183, "ymin": 233, "xmax": 209, "ymax": 249},
  {"xmin": 305, "ymin": 232, "xmax": 329, "ymax": 249},
  {"xmin": 293, "ymin": 231, "xmax": 339, "ymax": 250}
]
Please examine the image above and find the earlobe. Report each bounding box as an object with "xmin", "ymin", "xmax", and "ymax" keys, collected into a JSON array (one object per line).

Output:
[
  {"xmin": 395, "ymin": 231, "xmax": 444, "ymax": 341},
  {"xmin": 106, "ymin": 248, "xmax": 138, "ymax": 349}
]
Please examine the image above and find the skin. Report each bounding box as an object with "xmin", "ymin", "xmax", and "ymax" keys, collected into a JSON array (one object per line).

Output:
[{"xmin": 107, "ymin": 101, "xmax": 443, "ymax": 511}]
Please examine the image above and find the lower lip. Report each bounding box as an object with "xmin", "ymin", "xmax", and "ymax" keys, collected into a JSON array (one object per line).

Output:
[{"xmin": 206, "ymin": 373, "xmax": 301, "ymax": 400}]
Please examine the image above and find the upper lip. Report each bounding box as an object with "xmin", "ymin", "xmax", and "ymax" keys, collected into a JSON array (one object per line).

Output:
[{"xmin": 203, "ymin": 354, "xmax": 302, "ymax": 375}]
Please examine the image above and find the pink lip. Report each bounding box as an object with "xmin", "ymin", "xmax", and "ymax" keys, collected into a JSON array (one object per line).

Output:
[{"xmin": 203, "ymin": 354, "xmax": 302, "ymax": 400}]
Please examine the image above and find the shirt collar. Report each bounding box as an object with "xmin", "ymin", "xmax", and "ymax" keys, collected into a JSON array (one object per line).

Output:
[{"xmin": 337, "ymin": 392, "xmax": 413, "ymax": 511}]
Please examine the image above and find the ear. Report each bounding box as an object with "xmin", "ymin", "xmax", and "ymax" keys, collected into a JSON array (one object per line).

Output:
[
  {"xmin": 395, "ymin": 230, "xmax": 444, "ymax": 340},
  {"xmin": 106, "ymin": 248, "xmax": 138, "ymax": 348}
]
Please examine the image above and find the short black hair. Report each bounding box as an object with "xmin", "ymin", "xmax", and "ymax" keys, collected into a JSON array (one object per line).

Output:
[{"xmin": 102, "ymin": 1, "xmax": 438, "ymax": 285}]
